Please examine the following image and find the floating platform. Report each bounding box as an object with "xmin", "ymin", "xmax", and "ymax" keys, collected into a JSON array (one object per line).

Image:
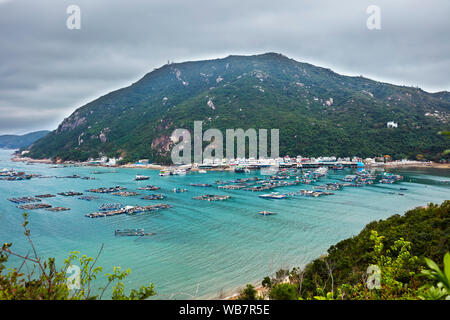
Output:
[
  {"xmin": 46, "ymin": 207, "xmax": 70, "ymax": 212},
  {"xmin": 58, "ymin": 191, "xmax": 83, "ymax": 197},
  {"xmin": 18, "ymin": 203, "xmax": 52, "ymax": 210},
  {"xmin": 142, "ymin": 194, "xmax": 165, "ymax": 200},
  {"xmin": 111, "ymin": 191, "xmax": 139, "ymax": 197},
  {"xmin": 193, "ymin": 194, "xmax": 231, "ymax": 201},
  {"xmin": 8, "ymin": 196, "xmax": 41, "ymax": 204},
  {"xmin": 138, "ymin": 185, "xmax": 160, "ymax": 191},
  {"xmin": 115, "ymin": 228, "xmax": 155, "ymax": 237},
  {"xmin": 35, "ymin": 194, "xmax": 56, "ymax": 198}
]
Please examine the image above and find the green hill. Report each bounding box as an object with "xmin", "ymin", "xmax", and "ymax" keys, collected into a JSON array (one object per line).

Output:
[
  {"xmin": 27, "ymin": 53, "xmax": 450, "ymax": 163},
  {"xmin": 0, "ymin": 131, "xmax": 50, "ymax": 149}
]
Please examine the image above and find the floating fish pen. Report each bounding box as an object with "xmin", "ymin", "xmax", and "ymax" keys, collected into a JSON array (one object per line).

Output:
[
  {"xmin": 111, "ymin": 191, "xmax": 139, "ymax": 197},
  {"xmin": 218, "ymin": 184, "xmax": 248, "ymax": 190},
  {"xmin": 78, "ymin": 195, "xmax": 99, "ymax": 201},
  {"xmin": 141, "ymin": 194, "xmax": 165, "ymax": 200},
  {"xmin": 85, "ymin": 204, "xmax": 171, "ymax": 218},
  {"xmin": 8, "ymin": 196, "xmax": 42, "ymax": 204},
  {"xmin": 115, "ymin": 229, "xmax": 155, "ymax": 237},
  {"xmin": 18, "ymin": 203, "xmax": 52, "ymax": 210},
  {"xmin": 173, "ymin": 188, "xmax": 188, "ymax": 193},
  {"xmin": 244, "ymin": 184, "xmax": 276, "ymax": 192},
  {"xmin": 258, "ymin": 193, "xmax": 287, "ymax": 199},
  {"xmin": 299, "ymin": 189, "xmax": 334, "ymax": 197},
  {"xmin": 58, "ymin": 191, "xmax": 83, "ymax": 197},
  {"xmin": 138, "ymin": 185, "xmax": 160, "ymax": 191},
  {"xmin": 190, "ymin": 183, "xmax": 213, "ymax": 187},
  {"xmin": 192, "ymin": 194, "xmax": 231, "ymax": 201},
  {"xmin": 35, "ymin": 194, "xmax": 56, "ymax": 198},
  {"xmin": 0, "ymin": 175, "xmax": 33, "ymax": 181},
  {"xmin": 99, "ymin": 203, "xmax": 123, "ymax": 211},
  {"xmin": 55, "ymin": 175, "xmax": 81, "ymax": 179},
  {"xmin": 46, "ymin": 207, "xmax": 70, "ymax": 212},
  {"xmin": 88, "ymin": 186, "xmax": 126, "ymax": 193}
]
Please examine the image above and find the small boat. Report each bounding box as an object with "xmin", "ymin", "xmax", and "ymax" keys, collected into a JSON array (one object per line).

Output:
[
  {"xmin": 173, "ymin": 188, "xmax": 188, "ymax": 193},
  {"xmin": 135, "ymin": 175, "xmax": 150, "ymax": 181},
  {"xmin": 198, "ymin": 170, "xmax": 207, "ymax": 174},
  {"xmin": 259, "ymin": 211, "xmax": 275, "ymax": 216},
  {"xmin": 159, "ymin": 170, "xmax": 171, "ymax": 176},
  {"xmin": 173, "ymin": 169, "xmax": 186, "ymax": 175}
]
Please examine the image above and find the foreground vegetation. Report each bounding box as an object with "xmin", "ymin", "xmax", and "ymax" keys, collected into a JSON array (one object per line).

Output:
[
  {"xmin": 238, "ymin": 200, "xmax": 450, "ymax": 300},
  {"xmin": 0, "ymin": 214, "xmax": 155, "ymax": 300}
]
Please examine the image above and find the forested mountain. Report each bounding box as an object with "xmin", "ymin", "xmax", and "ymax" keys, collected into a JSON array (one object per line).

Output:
[
  {"xmin": 27, "ymin": 53, "xmax": 450, "ymax": 163},
  {"xmin": 0, "ymin": 131, "xmax": 50, "ymax": 149}
]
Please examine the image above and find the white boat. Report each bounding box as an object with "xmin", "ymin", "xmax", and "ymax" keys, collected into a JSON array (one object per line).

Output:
[
  {"xmin": 173, "ymin": 169, "xmax": 186, "ymax": 175},
  {"xmin": 159, "ymin": 170, "xmax": 171, "ymax": 176},
  {"xmin": 134, "ymin": 175, "xmax": 150, "ymax": 181},
  {"xmin": 198, "ymin": 170, "xmax": 207, "ymax": 174}
]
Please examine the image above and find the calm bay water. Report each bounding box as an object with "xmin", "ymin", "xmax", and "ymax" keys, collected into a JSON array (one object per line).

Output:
[{"xmin": 0, "ymin": 149, "xmax": 449, "ymax": 299}]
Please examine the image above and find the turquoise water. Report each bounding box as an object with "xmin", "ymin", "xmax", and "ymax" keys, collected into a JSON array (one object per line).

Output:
[{"xmin": 0, "ymin": 149, "xmax": 449, "ymax": 299}]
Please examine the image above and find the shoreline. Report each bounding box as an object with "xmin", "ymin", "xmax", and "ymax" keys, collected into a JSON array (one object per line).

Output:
[{"xmin": 10, "ymin": 155, "xmax": 450, "ymax": 171}]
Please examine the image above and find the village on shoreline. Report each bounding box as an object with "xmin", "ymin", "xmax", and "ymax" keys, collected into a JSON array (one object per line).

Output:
[{"xmin": 10, "ymin": 152, "xmax": 450, "ymax": 171}]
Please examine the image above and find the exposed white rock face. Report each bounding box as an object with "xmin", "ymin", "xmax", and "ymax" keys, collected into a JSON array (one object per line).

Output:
[
  {"xmin": 326, "ymin": 98, "xmax": 334, "ymax": 106},
  {"xmin": 216, "ymin": 76, "xmax": 223, "ymax": 83},
  {"xmin": 57, "ymin": 112, "xmax": 86, "ymax": 133},
  {"xmin": 78, "ymin": 133, "xmax": 85, "ymax": 146},
  {"xmin": 174, "ymin": 68, "xmax": 189, "ymax": 86},
  {"xmin": 99, "ymin": 133, "xmax": 107, "ymax": 143},
  {"xmin": 362, "ymin": 90, "xmax": 374, "ymax": 98},
  {"xmin": 207, "ymin": 99, "xmax": 215, "ymax": 110}
]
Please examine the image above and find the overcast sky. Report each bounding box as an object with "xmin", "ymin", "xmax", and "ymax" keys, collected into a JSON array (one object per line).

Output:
[{"xmin": 0, "ymin": 0, "xmax": 449, "ymax": 134}]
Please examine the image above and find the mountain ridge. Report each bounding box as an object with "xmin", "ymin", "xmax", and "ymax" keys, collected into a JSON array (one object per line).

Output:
[
  {"xmin": 0, "ymin": 130, "xmax": 50, "ymax": 149},
  {"xmin": 27, "ymin": 53, "xmax": 450, "ymax": 163}
]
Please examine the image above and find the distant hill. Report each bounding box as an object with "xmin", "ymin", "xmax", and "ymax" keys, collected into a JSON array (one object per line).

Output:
[
  {"xmin": 0, "ymin": 131, "xmax": 50, "ymax": 149},
  {"xmin": 27, "ymin": 53, "xmax": 450, "ymax": 163}
]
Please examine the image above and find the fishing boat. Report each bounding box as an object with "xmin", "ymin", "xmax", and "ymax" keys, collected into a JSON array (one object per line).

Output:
[
  {"xmin": 173, "ymin": 169, "xmax": 187, "ymax": 175},
  {"xmin": 234, "ymin": 166, "xmax": 245, "ymax": 173},
  {"xmin": 141, "ymin": 194, "xmax": 165, "ymax": 200},
  {"xmin": 173, "ymin": 188, "xmax": 188, "ymax": 193},
  {"xmin": 159, "ymin": 170, "xmax": 171, "ymax": 176},
  {"xmin": 258, "ymin": 211, "xmax": 275, "ymax": 216},
  {"xmin": 138, "ymin": 185, "xmax": 160, "ymax": 191},
  {"xmin": 135, "ymin": 175, "xmax": 150, "ymax": 181}
]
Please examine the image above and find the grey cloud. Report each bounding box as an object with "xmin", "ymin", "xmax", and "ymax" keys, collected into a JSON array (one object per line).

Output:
[{"xmin": 0, "ymin": 0, "xmax": 449, "ymax": 134}]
